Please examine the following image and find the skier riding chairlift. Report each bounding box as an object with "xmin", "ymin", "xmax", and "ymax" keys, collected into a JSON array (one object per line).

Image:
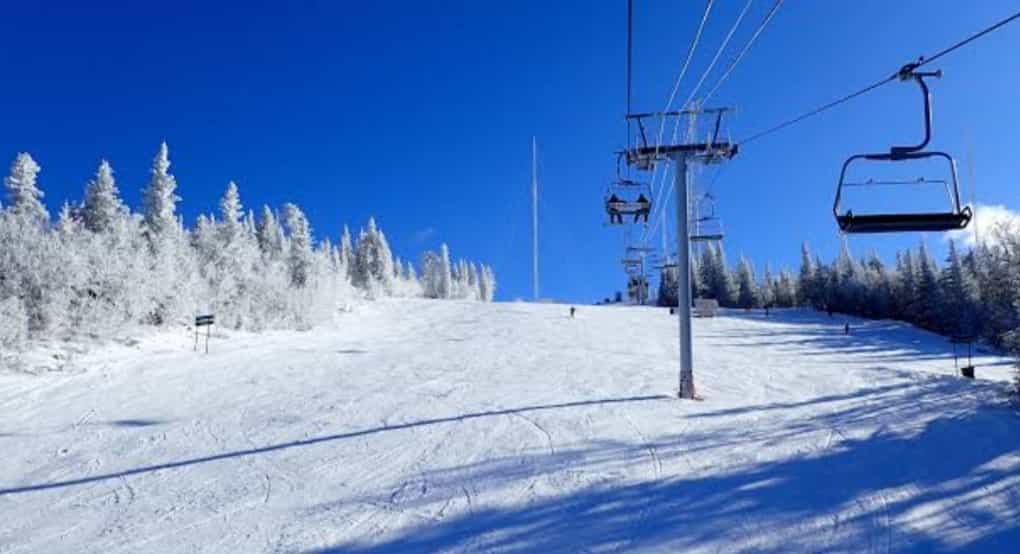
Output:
[
  {"xmin": 634, "ymin": 194, "xmax": 651, "ymax": 223},
  {"xmin": 607, "ymin": 194, "xmax": 625, "ymax": 224}
]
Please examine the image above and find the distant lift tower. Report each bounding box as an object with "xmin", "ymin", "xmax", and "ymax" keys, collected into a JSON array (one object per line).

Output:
[{"xmin": 625, "ymin": 108, "xmax": 737, "ymax": 399}]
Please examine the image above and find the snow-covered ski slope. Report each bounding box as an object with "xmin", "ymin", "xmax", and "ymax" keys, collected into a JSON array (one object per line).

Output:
[{"xmin": 1, "ymin": 300, "xmax": 1018, "ymax": 553}]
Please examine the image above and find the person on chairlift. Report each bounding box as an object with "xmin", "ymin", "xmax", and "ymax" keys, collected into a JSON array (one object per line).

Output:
[
  {"xmin": 607, "ymin": 194, "xmax": 624, "ymax": 224},
  {"xmin": 635, "ymin": 193, "xmax": 651, "ymax": 222}
]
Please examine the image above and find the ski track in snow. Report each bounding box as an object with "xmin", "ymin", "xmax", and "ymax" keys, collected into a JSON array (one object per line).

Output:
[{"xmin": 1, "ymin": 300, "xmax": 1019, "ymax": 553}]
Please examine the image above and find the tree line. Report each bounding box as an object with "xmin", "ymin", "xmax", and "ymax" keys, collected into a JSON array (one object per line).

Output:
[
  {"xmin": 0, "ymin": 144, "xmax": 495, "ymax": 356},
  {"xmin": 660, "ymin": 235, "xmax": 1020, "ymax": 364}
]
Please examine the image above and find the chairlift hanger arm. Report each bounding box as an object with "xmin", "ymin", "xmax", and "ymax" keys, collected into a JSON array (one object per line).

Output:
[{"xmin": 891, "ymin": 64, "xmax": 942, "ymax": 156}]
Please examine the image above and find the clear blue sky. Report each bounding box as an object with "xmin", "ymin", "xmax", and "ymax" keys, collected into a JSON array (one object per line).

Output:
[{"xmin": 1, "ymin": 1, "xmax": 1017, "ymax": 302}]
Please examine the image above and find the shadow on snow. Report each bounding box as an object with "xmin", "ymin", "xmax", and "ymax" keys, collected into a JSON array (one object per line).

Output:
[
  {"xmin": 0, "ymin": 395, "xmax": 667, "ymax": 496},
  {"xmin": 310, "ymin": 378, "xmax": 1020, "ymax": 553}
]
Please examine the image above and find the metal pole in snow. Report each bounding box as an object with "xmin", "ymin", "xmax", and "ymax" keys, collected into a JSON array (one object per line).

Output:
[{"xmin": 675, "ymin": 154, "xmax": 696, "ymax": 399}]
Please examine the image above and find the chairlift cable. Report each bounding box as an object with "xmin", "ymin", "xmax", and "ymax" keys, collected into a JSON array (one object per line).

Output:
[
  {"xmin": 738, "ymin": 8, "xmax": 1020, "ymax": 147},
  {"xmin": 739, "ymin": 76, "xmax": 895, "ymax": 147},
  {"xmin": 641, "ymin": 0, "xmax": 717, "ymax": 208},
  {"xmin": 914, "ymin": 10, "xmax": 1020, "ymax": 69},
  {"xmin": 676, "ymin": 0, "xmax": 756, "ymax": 116},
  {"xmin": 650, "ymin": 0, "xmax": 717, "ymax": 154},
  {"xmin": 701, "ymin": 0, "xmax": 785, "ymax": 104},
  {"xmin": 644, "ymin": 1, "xmax": 751, "ymax": 242}
]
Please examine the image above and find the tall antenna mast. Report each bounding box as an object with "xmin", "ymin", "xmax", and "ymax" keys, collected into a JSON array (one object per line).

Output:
[
  {"xmin": 532, "ymin": 136, "xmax": 539, "ymax": 301},
  {"xmin": 626, "ymin": 0, "xmax": 633, "ymax": 148}
]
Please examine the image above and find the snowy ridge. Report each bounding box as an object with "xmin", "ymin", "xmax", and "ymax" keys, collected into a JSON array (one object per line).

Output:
[{"xmin": 1, "ymin": 300, "xmax": 1018, "ymax": 552}]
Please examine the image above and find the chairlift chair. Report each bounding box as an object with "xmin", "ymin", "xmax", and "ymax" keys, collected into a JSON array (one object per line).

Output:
[
  {"xmin": 833, "ymin": 64, "xmax": 972, "ymax": 234},
  {"xmin": 690, "ymin": 193, "xmax": 725, "ymax": 242},
  {"xmin": 605, "ymin": 153, "xmax": 654, "ymax": 224},
  {"xmin": 621, "ymin": 257, "xmax": 643, "ymax": 275}
]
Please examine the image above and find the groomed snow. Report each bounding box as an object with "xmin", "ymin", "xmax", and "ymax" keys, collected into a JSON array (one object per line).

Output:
[{"xmin": 1, "ymin": 300, "xmax": 1018, "ymax": 553}]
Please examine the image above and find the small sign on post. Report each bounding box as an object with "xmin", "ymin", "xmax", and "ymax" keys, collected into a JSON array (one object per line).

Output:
[
  {"xmin": 950, "ymin": 335, "xmax": 976, "ymax": 379},
  {"xmin": 195, "ymin": 314, "xmax": 214, "ymax": 354}
]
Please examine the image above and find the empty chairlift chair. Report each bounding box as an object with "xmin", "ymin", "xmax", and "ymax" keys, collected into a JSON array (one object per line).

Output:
[
  {"xmin": 832, "ymin": 64, "xmax": 972, "ymax": 234},
  {"xmin": 690, "ymin": 193, "xmax": 725, "ymax": 242}
]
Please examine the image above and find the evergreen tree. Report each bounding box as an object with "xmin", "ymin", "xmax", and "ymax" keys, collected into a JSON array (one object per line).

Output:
[
  {"xmin": 699, "ymin": 247, "xmax": 718, "ymax": 300},
  {"xmin": 353, "ymin": 217, "xmax": 395, "ymax": 291},
  {"xmin": 469, "ymin": 263, "xmax": 481, "ymax": 300},
  {"xmin": 657, "ymin": 265, "xmax": 679, "ymax": 307},
  {"xmin": 438, "ymin": 243, "xmax": 453, "ymax": 299},
  {"xmin": 219, "ymin": 181, "xmax": 243, "ymax": 242},
  {"xmin": 283, "ymin": 203, "xmax": 313, "ymax": 288},
  {"xmin": 142, "ymin": 142, "xmax": 180, "ymax": 240},
  {"xmin": 711, "ymin": 244, "xmax": 736, "ymax": 306},
  {"xmin": 480, "ymin": 264, "xmax": 496, "ymax": 302},
  {"xmin": 690, "ymin": 255, "xmax": 705, "ymax": 298},
  {"xmin": 896, "ymin": 250, "xmax": 918, "ymax": 321},
  {"xmin": 81, "ymin": 159, "xmax": 125, "ymax": 233},
  {"xmin": 798, "ymin": 242, "xmax": 816, "ymax": 307},
  {"xmin": 761, "ymin": 263, "xmax": 776, "ymax": 308},
  {"xmin": 776, "ymin": 269, "xmax": 797, "ymax": 307},
  {"xmin": 4, "ymin": 153, "xmax": 47, "ymax": 223},
  {"xmin": 256, "ymin": 205, "xmax": 286, "ymax": 262},
  {"xmin": 339, "ymin": 225, "xmax": 354, "ymax": 277},
  {"xmin": 915, "ymin": 242, "xmax": 942, "ymax": 331},
  {"xmin": 735, "ymin": 256, "xmax": 758, "ymax": 309},
  {"xmin": 863, "ymin": 252, "xmax": 893, "ymax": 319}
]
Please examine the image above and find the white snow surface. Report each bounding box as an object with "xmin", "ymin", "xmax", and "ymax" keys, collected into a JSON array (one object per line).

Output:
[{"xmin": 1, "ymin": 300, "xmax": 1018, "ymax": 553}]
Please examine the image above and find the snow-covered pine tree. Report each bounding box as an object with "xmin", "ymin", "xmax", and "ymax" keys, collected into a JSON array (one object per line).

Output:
[
  {"xmin": 776, "ymin": 269, "xmax": 797, "ymax": 307},
  {"xmin": 761, "ymin": 263, "xmax": 776, "ymax": 308},
  {"xmin": 419, "ymin": 250, "xmax": 441, "ymax": 298},
  {"xmin": 798, "ymin": 242, "xmax": 816, "ymax": 307},
  {"xmin": 479, "ymin": 264, "xmax": 496, "ymax": 302},
  {"xmin": 657, "ymin": 264, "xmax": 679, "ymax": 307},
  {"xmin": 863, "ymin": 251, "xmax": 893, "ymax": 319},
  {"xmin": 735, "ymin": 256, "xmax": 758, "ymax": 309},
  {"xmin": 699, "ymin": 247, "xmax": 718, "ymax": 300},
  {"xmin": 353, "ymin": 217, "xmax": 395, "ymax": 293},
  {"xmin": 896, "ymin": 250, "xmax": 918, "ymax": 321},
  {"xmin": 339, "ymin": 225, "xmax": 354, "ymax": 278},
  {"xmin": 207, "ymin": 182, "xmax": 262, "ymax": 328},
  {"xmin": 940, "ymin": 239, "xmax": 981, "ymax": 337},
  {"xmin": 711, "ymin": 244, "xmax": 737, "ymax": 307},
  {"xmin": 81, "ymin": 160, "xmax": 126, "ymax": 234},
  {"xmin": 915, "ymin": 242, "xmax": 942, "ymax": 331},
  {"xmin": 469, "ymin": 263, "xmax": 481, "ymax": 301},
  {"xmin": 690, "ymin": 255, "xmax": 705, "ymax": 299},
  {"xmin": 283, "ymin": 203, "xmax": 313, "ymax": 288},
  {"xmin": 219, "ymin": 181, "xmax": 243, "ymax": 243},
  {"xmin": 256, "ymin": 205, "xmax": 286, "ymax": 262},
  {"xmin": 139, "ymin": 142, "xmax": 197, "ymax": 325},
  {"xmin": 438, "ymin": 243, "xmax": 453, "ymax": 299},
  {"xmin": 833, "ymin": 241, "xmax": 864, "ymax": 315},
  {"xmin": 56, "ymin": 202, "xmax": 81, "ymax": 238},
  {"xmin": 142, "ymin": 142, "xmax": 180, "ymax": 241},
  {"xmin": 4, "ymin": 153, "xmax": 48, "ymax": 224}
]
